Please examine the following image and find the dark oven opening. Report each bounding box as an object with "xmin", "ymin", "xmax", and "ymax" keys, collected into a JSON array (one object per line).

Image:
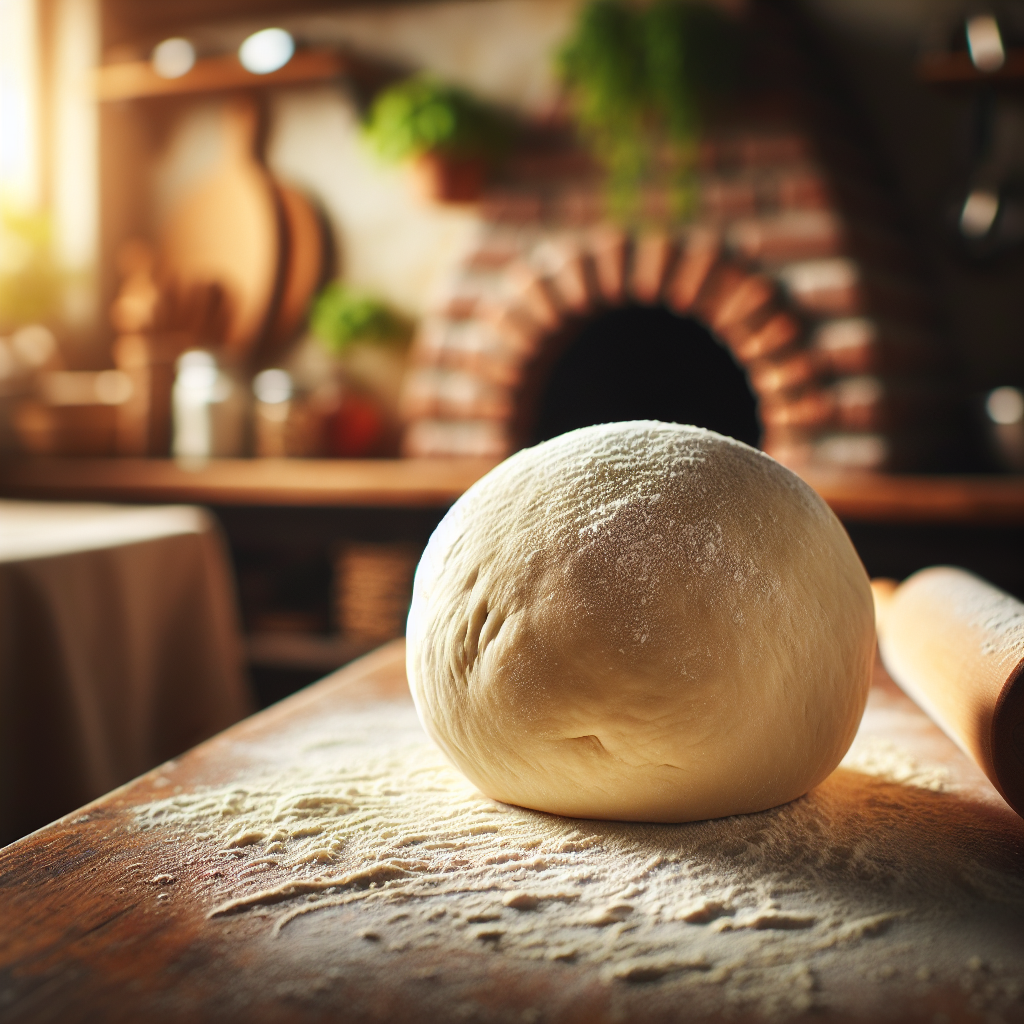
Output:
[{"xmin": 530, "ymin": 304, "xmax": 762, "ymax": 449}]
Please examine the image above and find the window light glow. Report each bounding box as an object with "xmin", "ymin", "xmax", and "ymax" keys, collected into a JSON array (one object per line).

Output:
[{"xmin": 0, "ymin": 0, "xmax": 39, "ymax": 209}]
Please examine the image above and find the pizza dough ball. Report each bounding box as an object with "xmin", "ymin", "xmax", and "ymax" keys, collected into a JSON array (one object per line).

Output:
[{"xmin": 407, "ymin": 422, "xmax": 874, "ymax": 822}]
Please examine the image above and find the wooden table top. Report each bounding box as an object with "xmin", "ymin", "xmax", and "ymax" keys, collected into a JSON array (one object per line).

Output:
[
  {"xmin": 1, "ymin": 457, "xmax": 1022, "ymax": 524},
  {"xmin": 1, "ymin": 642, "xmax": 1021, "ymax": 1024}
]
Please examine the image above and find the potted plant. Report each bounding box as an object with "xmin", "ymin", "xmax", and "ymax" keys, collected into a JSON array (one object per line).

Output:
[
  {"xmin": 310, "ymin": 283, "xmax": 408, "ymax": 354},
  {"xmin": 556, "ymin": 0, "xmax": 740, "ymax": 222},
  {"xmin": 363, "ymin": 76, "xmax": 512, "ymax": 203},
  {"xmin": 307, "ymin": 282, "xmax": 411, "ymax": 456}
]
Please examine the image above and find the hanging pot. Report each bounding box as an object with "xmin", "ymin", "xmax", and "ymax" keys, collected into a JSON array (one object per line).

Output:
[{"xmin": 409, "ymin": 151, "xmax": 488, "ymax": 204}]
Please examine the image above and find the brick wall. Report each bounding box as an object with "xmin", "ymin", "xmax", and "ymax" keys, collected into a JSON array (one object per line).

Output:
[{"xmin": 399, "ymin": 8, "xmax": 949, "ymax": 472}]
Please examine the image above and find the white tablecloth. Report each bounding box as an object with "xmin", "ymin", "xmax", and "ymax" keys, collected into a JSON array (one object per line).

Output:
[{"xmin": 0, "ymin": 500, "xmax": 253, "ymax": 844}]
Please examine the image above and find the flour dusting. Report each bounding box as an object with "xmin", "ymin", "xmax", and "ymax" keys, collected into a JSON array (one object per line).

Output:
[
  {"xmin": 134, "ymin": 701, "xmax": 1024, "ymax": 1022},
  {"xmin": 839, "ymin": 736, "xmax": 953, "ymax": 793}
]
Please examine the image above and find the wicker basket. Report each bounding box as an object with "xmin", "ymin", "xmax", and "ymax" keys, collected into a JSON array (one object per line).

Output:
[{"xmin": 334, "ymin": 542, "xmax": 420, "ymax": 644}]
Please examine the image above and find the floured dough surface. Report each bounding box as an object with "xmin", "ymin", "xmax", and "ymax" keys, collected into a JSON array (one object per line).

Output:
[{"xmin": 407, "ymin": 421, "xmax": 875, "ymax": 821}]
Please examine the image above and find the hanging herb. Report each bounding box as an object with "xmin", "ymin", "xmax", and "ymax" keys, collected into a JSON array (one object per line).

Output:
[
  {"xmin": 557, "ymin": 0, "xmax": 740, "ymax": 222},
  {"xmin": 556, "ymin": 1, "xmax": 649, "ymax": 214}
]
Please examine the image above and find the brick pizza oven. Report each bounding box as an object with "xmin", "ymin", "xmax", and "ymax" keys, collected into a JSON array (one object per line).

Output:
[{"xmin": 398, "ymin": 5, "xmax": 948, "ymax": 473}]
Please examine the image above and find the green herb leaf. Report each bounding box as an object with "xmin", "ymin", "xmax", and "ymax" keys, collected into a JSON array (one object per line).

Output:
[
  {"xmin": 556, "ymin": 0, "xmax": 740, "ymax": 224},
  {"xmin": 364, "ymin": 76, "xmax": 512, "ymax": 163},
  {"xmin": 309, "ymin": 283, "xmax": 408, "ymax": 353}
]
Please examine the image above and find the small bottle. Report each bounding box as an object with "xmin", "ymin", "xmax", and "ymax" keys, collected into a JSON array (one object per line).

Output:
[
  {"xmin": 252, "ymin": 368, "xmax": 329, "ymax": 457},
  {"xmin": 252, "ymin": 368, "xmax": 293, "ymax": 458},
  {"xmin": 172, "ymin": 350, "xmax": 246, "ymax": 460}
]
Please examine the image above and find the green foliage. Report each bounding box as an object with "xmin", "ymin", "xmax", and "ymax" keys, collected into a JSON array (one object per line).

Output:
[
  {"xmin": 556, "ymin": 0, "xmax": 740, "ymax": 222},
  {"xmin": 364, "ymin": 76, "xmax": 511, "ymax": 163},
  {"xmin": 556, "ymin": 1, "xmax": 648, "ymax": 204},
  {"xmin": 0, "ymin": 206, "xmax": 60, "ymax": 330},
  {"xmin": 309, "ymin": 283, "xmax": 408, "ymax": 354}
]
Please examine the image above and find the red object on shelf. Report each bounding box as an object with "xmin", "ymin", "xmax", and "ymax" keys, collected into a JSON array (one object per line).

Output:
[{"xmin": 327, "ymin": 393, "xmax": 385, "ymax": 457}]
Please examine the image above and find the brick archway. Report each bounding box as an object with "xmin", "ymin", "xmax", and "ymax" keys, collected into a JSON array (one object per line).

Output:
[{"xmin": 400, "ymin": 226, "xmax": 841, "ymax": 465}]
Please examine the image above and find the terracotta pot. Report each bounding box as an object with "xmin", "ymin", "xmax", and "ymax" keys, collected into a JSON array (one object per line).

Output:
[{"xmin": 409, "ymin": 151, "xmax": 487, "ymax": 204}]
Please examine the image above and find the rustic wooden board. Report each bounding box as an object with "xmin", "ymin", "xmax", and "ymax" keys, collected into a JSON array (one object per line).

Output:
[
  {"xmin": 0, "ymin": 642, "xmax": 1020, "ymax": 1024},
  {"xmin": 159, "ymin": 98, "xmax": 283, "ymax": 362},
  {"xmin": 256, "ymin": 183, "xmax": 328, "ymax": 369}
]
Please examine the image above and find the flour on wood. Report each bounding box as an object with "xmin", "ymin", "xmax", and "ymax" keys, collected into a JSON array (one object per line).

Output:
[
  {"xmin": 839, "ymin": 736, "xmax": 953, "ymax": 792},
  {"xmin": 133, "ymin": 702, "xmax": 1024, "ymax": 1022}
]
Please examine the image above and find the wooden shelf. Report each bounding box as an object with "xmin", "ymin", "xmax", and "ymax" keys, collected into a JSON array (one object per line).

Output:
[
  {"xmin": 1, "ymin": 457, "xmax": 1022, "ymax": 525},
  {"xmin": 797, "ymin": 469, "xmax": 1024, "ymax": 527},
  {"xmin": 0, "ymin": 457, "xmax": 499, "ymax": 508},
  {"xmin": 917, "ymin": 49, "xmax": 1024, "ymax": 85},
  {"xmin": 100, "ymin": 0, "xmax": 391, "ymax": 51},
  {"xmin": 96, "ymin": 47, "xmax": 388, "ymax": 102}
]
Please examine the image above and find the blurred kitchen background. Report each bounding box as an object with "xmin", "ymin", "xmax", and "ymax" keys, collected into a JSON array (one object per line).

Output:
[{"xmin": 0, "ymin": 0, "xmax": 1021, "ymax": 713}]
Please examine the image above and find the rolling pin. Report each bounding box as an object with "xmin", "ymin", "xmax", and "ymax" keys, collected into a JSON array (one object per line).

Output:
[{"xmin": 872, "ymin": 568, "xmax": 1024, "ymax": 817}]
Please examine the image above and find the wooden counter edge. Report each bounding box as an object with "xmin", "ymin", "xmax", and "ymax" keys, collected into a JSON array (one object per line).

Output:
[{"xmin": 1, "ymin": 457, "xmax": 1022, "ymax": 524}]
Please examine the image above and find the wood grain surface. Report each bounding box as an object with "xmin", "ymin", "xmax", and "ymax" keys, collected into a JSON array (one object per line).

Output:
[{"xmin": 0, "ymin": 642, "xmax": 1021, "ymax": 1024}]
